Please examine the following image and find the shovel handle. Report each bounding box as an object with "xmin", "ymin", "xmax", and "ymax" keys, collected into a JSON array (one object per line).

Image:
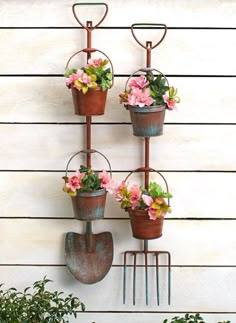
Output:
[
  {"xmin": 72, "ymin": 2, "xmax": 108, "ymax": 31},
  {"xmin": 131, "ymin": 23, "xmax": 167, "ymax": 50},
  {"xmin": 65, "ymin": 149, "xmax": 112, "ymax": 178}
]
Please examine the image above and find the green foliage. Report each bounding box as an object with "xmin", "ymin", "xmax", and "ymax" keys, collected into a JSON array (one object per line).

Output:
[
  {"xmin": 83, "ymin": 60, "xmax": 112, "ymax": 91},
  {"xmin": 142, "ymin": 182, "xmax": 173, "ymax": 200},
  {"xmin": 79, "ymin": 165, "xmax": 101, "ymax": 191},
  {"xmin": 148, "ymin": 73, "xmax": 169, "ymax": 105},
  {"xmin": 64, "ymin": 68, "xmax": 77, "ymax": 78},
  {"xmin": 163, "ymin": 313, "xmax": 230, "ymax": 323},
  {"xmin": 163, "ymin": 313, "xmax": 205, "ymax": 323},
  {"xmin": 0, "ymin": 276, "xmax": 85, "ymax": 323}
]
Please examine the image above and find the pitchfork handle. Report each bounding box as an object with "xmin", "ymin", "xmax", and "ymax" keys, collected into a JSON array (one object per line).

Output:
[{"xmin": 131, "ymin": 23, "xmax": 167, "ymax": 50}]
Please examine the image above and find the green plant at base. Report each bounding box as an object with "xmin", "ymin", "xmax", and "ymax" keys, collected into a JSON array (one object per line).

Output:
[
  {"xmin": 0, "ymin": 276, "xmax": 85, "ymax": 323},
  {"xmin": 163, "ymin": 313, "xmax": 230, "ymax": 323}
]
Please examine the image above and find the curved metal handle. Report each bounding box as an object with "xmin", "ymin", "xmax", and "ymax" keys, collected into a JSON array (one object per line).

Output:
[
  {"xmin": 124, "ymin": 67, "xmax": 169, "ymax": 91},
  {"xmin": 124, "ymin": 167, "xmax": 170, "ymax": 204},
  {"xmin": 72, "ymin": 2, "xmax": 108, "ymax": 31},
  {"xmin": 65, "ymin": 48, "xmax": 114, "ymax": 88},
  {"xmin": 65, "ymin": 149, "xmax": 112, "ymax": 178},
  {"xmin": 131, "ymin": 23, "xmax": 167, "ymax": 50}
]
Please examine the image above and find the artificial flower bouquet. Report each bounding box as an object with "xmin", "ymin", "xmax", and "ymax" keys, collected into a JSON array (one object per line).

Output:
[
  {"xmin": 63, "ymin": 165, "xmax": 114, "ymax": 197},
  {"xmin": 119, "ymin": 70, "xmax": 180, "ymax": 110},
  {"xmin": 64, "ymin": 57, "xmax": 113, "ymax": 115},
  {"xmin": 65, "ymin": 57, "xmax": 113, "ymax": 94},
  {"xmin": 118, "ymin": 69, "xmax": 180, "ymax": 136},
  {"xmin": 115, "ymin": 180, "xmax": 172, "ymax": 220}
]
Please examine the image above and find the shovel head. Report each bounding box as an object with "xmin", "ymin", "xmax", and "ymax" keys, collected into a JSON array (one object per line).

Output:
[{"xmin": 65, "ymin": 231, "xmax": 113, "ymax": 284}]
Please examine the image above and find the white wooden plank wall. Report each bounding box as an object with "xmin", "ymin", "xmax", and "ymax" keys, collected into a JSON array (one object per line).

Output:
[{"xmin": 0, "ymin": 1, "xmax": 235, "ymax": 322}]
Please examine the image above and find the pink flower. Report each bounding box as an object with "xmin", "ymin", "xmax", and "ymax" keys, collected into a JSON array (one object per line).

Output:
[
  {"xmin": 163, "ymin": 87, "xmax": 180, "ymax": 110},
  {"xmin": 99, "ymin": 170, "xmax": 114, "ymax": 193},
  {"xmin": 87, "ymin": 58, "xmax": 103, "ymax": 68},
  {"xmin": 129, "ymin": 75, "xmax": 149, "ymax": 89},
  {"xmin": 66, "ymin": 176, "xmax": 81, "ymax": 192},
  {"xmin": 115, "ymin": 181, "xmax": 127, "ymax": 201},
  {"xmin": 129, "ymin": 184, "xmax": 142, "ymax": 209},
  {"xmin": 163, "ymin": 94, "xmax": 177, "ymax": 110},
  {"xmin": 65, "ymin": 69, "xmax": 84, "ymax": 86},
  {"xmin": 80, "ymin": 73, "xmax": 92, "ymax": 85},
  {"xmin": 127, "ymin": 88, "xmax": 154, "ymax": 107},
  {"xmin": 142, "ymin": 195, "xmax": 171, "ymax": 220},
  {"xmin": 73, "ymin": 72, "xmax": 96, "ymax": 92}
]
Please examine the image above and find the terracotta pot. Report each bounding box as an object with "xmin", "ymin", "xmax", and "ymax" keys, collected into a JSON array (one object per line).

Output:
[
  {"xmin": 127, "ymin": 104, "xmax": 166, "ymax": 137},
  {"xmin": 127, "ymin": 208, "xmax": 164, "ymax": 239},
  {"xmin": 72, "ymin": 189, "xmax": 107, "ymax": 221},
  {"xmin": 71, "ymin": 86, "xmax": 108, "ymax": 116}
]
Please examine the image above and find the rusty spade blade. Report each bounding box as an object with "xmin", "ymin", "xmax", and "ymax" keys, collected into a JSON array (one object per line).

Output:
[{"xmin": 65, "ymin": 222, "xmax": 113, "ymax": 284}]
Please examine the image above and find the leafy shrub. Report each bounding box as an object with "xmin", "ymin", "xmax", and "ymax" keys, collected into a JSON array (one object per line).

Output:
[{"xmin": 0, "ymin": 276, "xmax": 85, "ymax": 323}]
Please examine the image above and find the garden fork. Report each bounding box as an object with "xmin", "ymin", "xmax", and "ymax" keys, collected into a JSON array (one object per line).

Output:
[{"xmin": 123, "ymin": 240, "xmax": 171, "ymax": 306}]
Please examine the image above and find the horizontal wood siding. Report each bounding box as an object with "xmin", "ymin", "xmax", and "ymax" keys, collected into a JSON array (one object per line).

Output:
[
  {"xmin": 0, "ymin": 77, "xmax": 235, "ymax": 124},
  {"xmin": 1, "ymin": 172, "xmax": 235, "ymax": 219},
  {"xmin": 0, "ymin": 218, "xmax": 235, "ymax": 266},
  {"xmin": 1, "ymin": 29, "xmax": 236, "ymax": 75}
]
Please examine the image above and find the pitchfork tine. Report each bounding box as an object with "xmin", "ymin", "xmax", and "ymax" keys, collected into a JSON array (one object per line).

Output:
[
  {"xmin": 144, "ymin": 240, "xmax": 149, "ymax": 305},
  {"xmin": 158, "ymin": 251, "xmax": 171, "ymax": 305},
  {"xmin": 155, "ymin": 252, "xmax": 160, "ymax": 305},
  {"xmin": 123, "ymin": 251, "xmax": 127, "ymax": 304},
  {"xmin": 167, "ymin": 251, "xmax": 171, "ymax": 305},
  {"xmin": 123, "ymin": 248, "xmax": 171, "ymax": 305},
  {"xmin": 133, "ymin": 252, "xmax": 137, "ymax": 305}
]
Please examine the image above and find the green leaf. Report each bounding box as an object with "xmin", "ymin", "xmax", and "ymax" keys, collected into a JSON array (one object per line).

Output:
[{"xmin": 64, "ymin": 68, "xmax": 77, "ymax": 78}]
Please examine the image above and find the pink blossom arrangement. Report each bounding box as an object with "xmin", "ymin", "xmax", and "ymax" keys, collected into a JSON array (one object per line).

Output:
[
  {"xmin": 119, "ymin": 72, "xmax": 180, "ymax": 110},
  {"xmin": 65, "ymin": 58, "xmax": 113, "ymax": 94},
  {"xmin": 63, "ymin": 165, "xmax": 114, "ymax": 197},
  {"xmin": 115, "ymin": 181, "xmax": 172, "ymax": 220}
]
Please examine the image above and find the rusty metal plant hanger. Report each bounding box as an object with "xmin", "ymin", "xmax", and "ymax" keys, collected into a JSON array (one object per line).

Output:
[
  {"xmin": 64, "ymin": 2, "xmax": 113, "ymax": 284},
  {"xmin": 123, "ymin": 23, "xmax": 171, "ymax": 306}
]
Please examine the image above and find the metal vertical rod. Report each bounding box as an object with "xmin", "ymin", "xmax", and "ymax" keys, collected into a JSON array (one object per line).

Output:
[
  {"xmin": 144, "ymin": 137, "xmax": 150, "ymax": 188},
  {"xmin": 144, "ymin": 41, "xmax": 152, "ymax": 306},
  {"xmin": 144, "ymin": 41, "xmax": 152, "ymax": 190},
  {"xmin": 86, "ymin": 20, "xmax": 93, "ymax": 168},
  {"xmin": 86, "ymin": 116, "xmax": 92, "ymax": 166},
  {"xmin": 87, "ymin": 21, "xmax": 92, "ymax": 49},
  {"xmin": 85, "ymin": 21, "xmax": 93, "ymax": 247},
  {"xmin": 146, "ymin": 42, "xmax": 152, "ymax": 68}
]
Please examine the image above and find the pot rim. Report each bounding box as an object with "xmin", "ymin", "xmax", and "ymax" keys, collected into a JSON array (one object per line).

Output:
[{"xmin": 125, "ymin": 104, "xmax": 166, "ymax": 113}]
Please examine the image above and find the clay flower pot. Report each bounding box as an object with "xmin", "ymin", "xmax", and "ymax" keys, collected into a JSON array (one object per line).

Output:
[
  {"xmin": 127, "ymin": 104, "xmax": 166, "ymax": 137},
  {"xmin": 65, "ymin": 49, "xmax": 114, "ymax": 116},
  {"xmin": 127, "ymin": 208, "xmax": 164, "ymax": 240},
  {"xmin": 71, "ymin": 86, "xmax": 108, "ymax": 116},
  {"xmin": 119, "ymin": 67, "xmax": 180, "ymax": 137},
  {"xmin": 72, "ymin": 188, "xmax": 107, "ymax": 221}
]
